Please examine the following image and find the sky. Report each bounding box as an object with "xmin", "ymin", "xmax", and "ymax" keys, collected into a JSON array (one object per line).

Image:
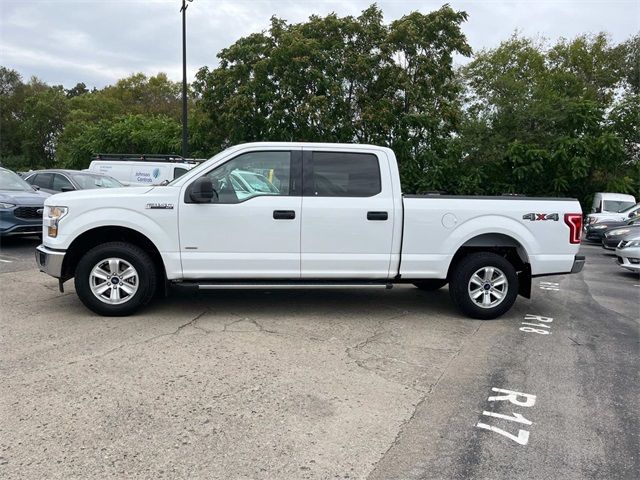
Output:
[{"xmin": 0, "ymin": 0, "xmax": 638, "ymax": 89}]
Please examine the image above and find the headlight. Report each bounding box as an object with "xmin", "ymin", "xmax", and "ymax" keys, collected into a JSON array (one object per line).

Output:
[
  {"xmin": 0, "ymin": 202, "xmax": 15, "ymax": 209},
  {"xmin": 625, "ymin": 240, "xmax": 640, "ymax": 248},
  {"xmin": 592, "ymin": 225, "xmax": 608, "ymax": 230},
  {"xmin": 43, "ymin": 206, "xmax": 68, "ymax": 238},
  {"xmin": 610, "ymin": 229, "xmax": 630, "ymax": 236}
]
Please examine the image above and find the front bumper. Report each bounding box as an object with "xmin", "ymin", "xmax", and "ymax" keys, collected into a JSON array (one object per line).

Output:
[
  {"xmin": 0, "ymin": 208, "xmax": 43, "ymax": 236},
  {"xmin": 35, "ymin": 244, "xmax": 65, "ymax": 278},
  {"xmin": 571, "ymin": 255, "xmax": 586, "ymax": 274},
  {"xmin": 616, "ymin": 247, "xmax": 640, "ymax": 273}
]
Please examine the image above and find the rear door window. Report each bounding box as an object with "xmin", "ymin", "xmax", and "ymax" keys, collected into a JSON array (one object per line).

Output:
[{"xmin": 306, "ymin": 152, "xmax": 381, "ymax": 197}]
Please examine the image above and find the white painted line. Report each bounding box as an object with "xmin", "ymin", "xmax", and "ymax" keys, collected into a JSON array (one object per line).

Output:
[
  {"xmin": 488, "ymin": 388, "xmax": 537, "ymax": 407},
  {"xmin": 0, "ymin": 258, "xmax": 12, "ymax": 263},
  {"xmin": 525, "ymin": 314, "xmax": 553, "ymax": 323},
  {"xmin": 476, "ymin": 387, "xmax": 537, "ymax": 446},
  {"xmin": 476, "ymin": 423, "xmax": 530, "ymax": 445},
  {"xmin": 520, "ymin": 314, "xmax": 554, "ymax": 335},
  {"xmin": 481, "ymin": 410, "xmax": 533, "ymax": 426}
]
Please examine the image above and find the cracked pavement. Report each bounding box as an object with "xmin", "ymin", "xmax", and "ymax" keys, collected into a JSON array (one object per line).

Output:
[{"xmin": 0, "ymin": 238, "xmax": 638, "ymax": 479}]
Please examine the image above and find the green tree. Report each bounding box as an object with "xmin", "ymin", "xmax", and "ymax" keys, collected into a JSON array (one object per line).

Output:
[
  {"xmin": 192, "ymin": 4, "xmax": 471, "ymax": 190},
  {"xmin": 59, "ymin": 114, "xmax": 181, "ymax": 169},
  {"xmin": 458, "ymin": 33, "xmax": 639, "ymax": 207},
  {"xmin": 66, "ymin": 82, "xmax": 89, "ymax": 98},
  {"xmin": 100, "ymin": 72, "xmax": 182, "ymax": 119},
  {"xmin": 20, "ymin": 83, "xmax": 69, "ymax": 168},
  {"xmin": 0, "ymin": 67, "xmax": 26, "ymax": 168}
]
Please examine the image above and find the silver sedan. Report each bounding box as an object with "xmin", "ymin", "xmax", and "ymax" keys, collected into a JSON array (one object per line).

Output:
[{"xmin": 615, "ymin": 236, "xmax": 640, "ymax": 273}]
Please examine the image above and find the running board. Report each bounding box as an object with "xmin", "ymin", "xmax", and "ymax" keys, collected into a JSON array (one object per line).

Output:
[{"xmin": 173, "ymin": 280, "xmax": 394, "ymax": 290}]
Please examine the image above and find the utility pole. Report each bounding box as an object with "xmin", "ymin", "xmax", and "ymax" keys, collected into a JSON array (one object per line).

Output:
[{"xmin": 180, "ymin": 0, "xmax": 193, "ymax": 158}]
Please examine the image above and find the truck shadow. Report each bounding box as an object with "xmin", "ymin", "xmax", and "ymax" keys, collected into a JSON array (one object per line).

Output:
[{"xmin": 160, "ymin": 285, "xmax": 458, "ymax": 320}]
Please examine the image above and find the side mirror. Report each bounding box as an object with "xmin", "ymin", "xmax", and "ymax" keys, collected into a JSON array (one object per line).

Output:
[
  {"xmin": 188, "ymin": 177, "xmax": 216, "ymax": 203},
  {"xmin": 61, "ymin": 186, "xmax": 75, "ymax": 192}
]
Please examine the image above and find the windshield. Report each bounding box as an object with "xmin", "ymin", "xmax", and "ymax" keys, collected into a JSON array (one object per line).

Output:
[
  {"xmin": 0, "ymin": 169, "xmax": 35, "ymax": 192},
  {"xmin": 603, "ymin": 200, "xmax": 635, "ymax": 213},
  {"xmin": 618, "ymin": 202, "xmax": 640, "ymax": 214},
  {"xmin": 71, "ymin": 173, "xmax": 123, "ymax": 189}
]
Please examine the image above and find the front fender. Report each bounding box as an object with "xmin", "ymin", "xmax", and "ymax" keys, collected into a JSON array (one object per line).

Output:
[{"xmin": 44, "ymin": 207, "xmax": 178, "ymax": 253}]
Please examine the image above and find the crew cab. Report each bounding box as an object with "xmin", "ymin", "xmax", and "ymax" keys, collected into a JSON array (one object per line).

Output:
[{"xmin": 35, "ymin": 143, "xmax": 584, "ymax": 319}]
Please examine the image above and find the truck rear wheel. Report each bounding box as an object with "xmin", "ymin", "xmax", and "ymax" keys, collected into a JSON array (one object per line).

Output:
[
  {"xmin": 449, "ymin": 252, "xmax": 518, "ymax": 320},
  {"xmin": 74, "ymin": 242, "xmax": 157, "ymax": 316},
  {"xmin": 413, "ymin": 279, "xmax": 448, "ymax": 291}
]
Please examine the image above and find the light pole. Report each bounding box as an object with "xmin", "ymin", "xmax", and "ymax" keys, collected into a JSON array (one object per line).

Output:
[{"xmin": 180, "ymin": 0, "xmax": 193, "ymax": 158}]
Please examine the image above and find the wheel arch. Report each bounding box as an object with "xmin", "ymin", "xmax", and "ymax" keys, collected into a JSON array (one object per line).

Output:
[
  {"xmin": 61, "ymin": 226, "xmax": 167, "ymax": 288},
  {"xmin": 447, "ymin": 233, "xmax": 532, "ymax": 298}
]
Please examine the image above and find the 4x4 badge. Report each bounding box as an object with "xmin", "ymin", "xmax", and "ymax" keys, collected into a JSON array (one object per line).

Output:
[{"xmin": 522, "ymin": 213, "xmax": 559, "ymax": 221}]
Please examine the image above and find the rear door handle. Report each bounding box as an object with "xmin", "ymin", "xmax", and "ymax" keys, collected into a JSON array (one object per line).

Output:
[
  {"xmin": 367, "ymin": 211, "xmax": 388, "ymax": 221},
  {"xmin": 273, "ymin": 210, "xmax": 296, "ymax": 220}
]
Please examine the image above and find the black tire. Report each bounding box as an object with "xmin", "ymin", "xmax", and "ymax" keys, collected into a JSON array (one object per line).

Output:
[
  {"xmin": 413, "ymin": 279, "xmax": 448, "ymax": 291},
  {"xmin": 74, "ymin": 241, "xmax": 157, "ymax": 316},
  {"xmin": 448, "ymin": 252, "xmax": 518, "ymax": 320}
]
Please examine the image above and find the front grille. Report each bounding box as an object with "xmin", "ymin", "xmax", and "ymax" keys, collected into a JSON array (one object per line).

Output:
[{"xmin": 14, "ymin": 207, "xmax": 42, "ymax": 219}]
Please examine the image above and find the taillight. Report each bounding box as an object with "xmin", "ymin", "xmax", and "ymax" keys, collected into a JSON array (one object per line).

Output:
[{"xmin": 564, "ymin": 213, "xmax": 582, "ymax": 244}]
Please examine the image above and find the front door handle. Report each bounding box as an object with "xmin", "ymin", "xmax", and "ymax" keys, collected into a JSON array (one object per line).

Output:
[
  {"xmin": 367, "ymin": 211, "xmax": 388, "ymax": 221},
  {"xmin": 273, "ymin": 210, "xmax": 296, "ymax": 220}
]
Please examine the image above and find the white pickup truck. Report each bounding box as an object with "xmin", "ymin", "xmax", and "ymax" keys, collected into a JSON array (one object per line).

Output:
[{"xmin": 36, "ymin": 143, "xmax": 584, "ymax": 319}]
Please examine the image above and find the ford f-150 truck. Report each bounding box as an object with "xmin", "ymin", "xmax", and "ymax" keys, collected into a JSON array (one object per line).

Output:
[{"xmin": 35, "ymin": 143, "xmax": 584, "ymax": 319}]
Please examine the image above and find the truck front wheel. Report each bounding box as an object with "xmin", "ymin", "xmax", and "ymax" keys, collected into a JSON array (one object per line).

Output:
[
  {"xmin": 74, "ymin": 242, "xmax": 157, "ymax": 316},
  {"xmin": 449, "ymin": 252, "xmax": 518, "ymax": 320}
]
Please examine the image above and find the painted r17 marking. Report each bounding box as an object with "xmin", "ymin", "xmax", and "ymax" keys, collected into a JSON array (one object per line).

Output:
[{"xmin": 476, "ymin": 388, "xmax": 537, "ymax": 445}]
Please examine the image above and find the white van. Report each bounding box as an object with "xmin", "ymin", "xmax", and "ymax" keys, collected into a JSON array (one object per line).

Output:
[
  {"xmin": 591, "ymin": 192, "xmax": 636, "ymax": 214},
  {"xmin": 87, "ymin": 155, "xmax": 198, "ymax": 186}
]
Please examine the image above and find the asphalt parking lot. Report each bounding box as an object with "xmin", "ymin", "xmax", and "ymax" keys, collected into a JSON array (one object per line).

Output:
[{"xmin": 1, "ymin": 237, "xmax": 638, "ymax": 479}]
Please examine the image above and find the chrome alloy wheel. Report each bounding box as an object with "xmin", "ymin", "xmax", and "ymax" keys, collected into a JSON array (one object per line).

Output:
[
  {"xmin": 89, "ymin": 258, "xmax": 139, "ymax": 305},
  {"xmin": 467, "ymin": 266, "xmax": 508, "ymax": 309}
]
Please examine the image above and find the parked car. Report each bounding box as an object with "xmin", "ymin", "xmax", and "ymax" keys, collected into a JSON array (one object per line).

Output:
[
  {"xmin": 585, "ymin": 219, "xmax": 630, "ymax": 243},
  {"xmin": 615, "ymin": 236, "xmax": 640, "ymax": 273},
  {"xmin": 87, "ymin": 154, "xmax": 198, "ymax": 186},
  {"xmin": 602, "ymin": 220, "xmax": 640, "ymax": 250},
  {"xmin": 0, "ymin": 167, "xmax": 50, "ymax": 237},
  {"xmin": 591, "ymin": 192, "xmax": 636, "ymax": 214},
  {"xmin": 585, "ymin": 201, "xmax": 640, "ymax": 227},
  {"xmin": 24, "ymin": 169, "xmax": 123, "ymax": 194},
  {"xmin": 35, "ymin": 142, "xmax": 584, "ymax": 319}
]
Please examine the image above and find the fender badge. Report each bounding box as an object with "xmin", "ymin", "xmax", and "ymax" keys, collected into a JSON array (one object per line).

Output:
[
  {"xmin": 522, "ymin": 213, "xmax": 559, "ymax": 221},
  {"xmin": 146, "ymin": 203, "xmax": 174, "ymax": 210}
]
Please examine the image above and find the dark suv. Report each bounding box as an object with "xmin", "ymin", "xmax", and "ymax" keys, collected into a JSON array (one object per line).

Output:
[{"xmin": 0, "ymin": 167, "xmax": 50, "ymax": 237}]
